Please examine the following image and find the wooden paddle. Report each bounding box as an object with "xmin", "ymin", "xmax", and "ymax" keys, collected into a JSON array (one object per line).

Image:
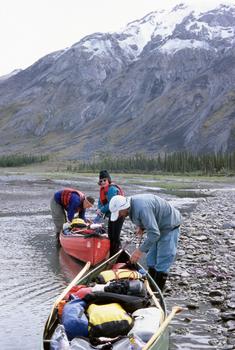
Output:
[
  {"xmin": 45, "ymin": 261, "xmax": 91, "ymax": 332},
  {"xmin": 142, "ymin": 305, "xmax": 183, "ymax": 350}
]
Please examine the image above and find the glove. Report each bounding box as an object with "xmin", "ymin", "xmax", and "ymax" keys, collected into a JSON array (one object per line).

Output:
[
  {"xmin": 90, "ymin": 223, "xmax": 103, "ymax": 229},
  {"xmin": 63, "ymin": 222, "xmax": 71, "ymax": 230}
]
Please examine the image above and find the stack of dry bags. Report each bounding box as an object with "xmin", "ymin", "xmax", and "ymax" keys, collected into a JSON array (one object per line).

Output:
[{"xmin": 50, "ymin": 265, "xmax": 162, "ymax": 350}]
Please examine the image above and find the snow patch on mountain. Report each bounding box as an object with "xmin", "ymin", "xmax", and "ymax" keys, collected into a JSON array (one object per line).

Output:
[
  {"xmin": 82, "ymin": 37, "xmax": 113, "ymax": 58},
  {"xmin": 129, "ymin": 3, "xmax": 235, "ymax": 56},
  {"xmin": 116, "ymin": 14, "xmax": 159, "ymax": 57},
  {"xmin": 159, "ymin": 38, "xmax": 211, "ymax": 54},
  {"xmin": 116, "ymin": 5, "xmax": 194, "ymax": 58},
  {"xmin": 152, "ymin": 5, "xmax": 193, "ymax": 38},
  {"xmin": 112, "ymin": 3, "xmax": 235, "ymax": 59},
  {"xmin": 186, "ymin": 11, "xmax": 235, "ymax": 41},
  {"xmin": 44, "ymin": 2, "xmax": 235, "ymax": 67}
]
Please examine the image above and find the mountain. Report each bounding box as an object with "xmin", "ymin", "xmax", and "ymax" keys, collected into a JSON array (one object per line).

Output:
[
  {"xmin": 0, "ymin": 69, "xmax": 22, "ymax": 82},
  {"xmin": 0, "ymin": 2, "xmax": 235, "ymax": 159}
]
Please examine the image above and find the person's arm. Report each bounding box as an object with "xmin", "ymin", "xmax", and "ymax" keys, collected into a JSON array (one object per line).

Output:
[
  {"xmin": 138, "ymin": 210, "xmax": 160, "ymax": 253},
  {"xmin": 79, "ymin": 208, "xmax": 86, "ymax": 221},
  {"xmin": 97, "ymin": 198, "xmax": 102, "ymax": 209},
  {"xmin": 100, "ymin": 186, "xmax": 119, "ymax": 214},
  {"xmin": 66, "ymin": 194, "xmax": 81, "ymax": 222},
  {"xmin": 130, "ymin": 210, "xmax": 160, "ymax": 263}
]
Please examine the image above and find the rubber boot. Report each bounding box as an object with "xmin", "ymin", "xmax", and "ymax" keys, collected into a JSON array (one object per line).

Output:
[
  {"xmin": 155, "ymin": 271, "xmax": 168, "ymax": 291},
  {"xmin": 109, "ymin": 241, "xmax": 121, "ymax": 257},
  {"xmin": 148, "ymin": 267, "xmax": 157, "ymax": 280}
]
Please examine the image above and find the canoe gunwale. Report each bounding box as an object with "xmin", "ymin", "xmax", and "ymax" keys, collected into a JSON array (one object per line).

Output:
[{"xmin": 42, "ymin": 249, "xmax": 170, "ymax": 350}]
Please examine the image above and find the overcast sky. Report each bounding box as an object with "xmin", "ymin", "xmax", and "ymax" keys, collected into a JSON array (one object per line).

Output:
[{"xmin": 0, "ymin": 0, "xmax": 232, "ymax": 76}]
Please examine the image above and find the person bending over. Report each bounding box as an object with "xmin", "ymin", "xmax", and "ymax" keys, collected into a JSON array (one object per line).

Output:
[
  {"xmin": 50, "ymin": 187, "xmax": 95, "ymax": 239},
  {"xmin": 109, "ymin": 193, "xmax": 182, "ymax": 291}
]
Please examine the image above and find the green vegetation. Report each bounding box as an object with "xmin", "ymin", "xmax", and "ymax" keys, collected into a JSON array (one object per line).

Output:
[
  {"xmin": 67, "ymin": 152, "xmax": 235, "ymax": 176},
  {"xmin": 0, "ymin": 154, "xmax": 49, "ymax": 167}
]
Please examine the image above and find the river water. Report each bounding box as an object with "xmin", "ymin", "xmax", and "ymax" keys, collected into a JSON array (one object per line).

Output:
[{"xmin": 0, "ymin": 173, "xmax": 224, "ymax": 350}]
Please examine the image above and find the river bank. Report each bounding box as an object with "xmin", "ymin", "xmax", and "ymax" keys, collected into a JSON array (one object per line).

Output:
[
  {"xmin": 0, "ymin": 170, "xmax": 234, "ymax": 349},
  {"xmin": 166, "ymin": 188, "xmax": 235, "ymax": 349}
]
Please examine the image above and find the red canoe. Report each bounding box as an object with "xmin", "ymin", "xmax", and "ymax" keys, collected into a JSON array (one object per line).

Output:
[{"xmin": 59, "ymin": 228, "xmax": 110, "ymax": 266}]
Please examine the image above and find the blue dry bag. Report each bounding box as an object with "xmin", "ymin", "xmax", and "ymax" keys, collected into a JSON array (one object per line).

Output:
[{"xmin": 61, "ymin": 298, "xmax": 88, "ymax": 340}]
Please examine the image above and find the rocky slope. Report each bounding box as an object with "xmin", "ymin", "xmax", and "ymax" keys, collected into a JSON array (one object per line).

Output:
[
  {"xmin": 0, "ymin": 3, "xmax": 235, "ymax": 159},
  {"xmin": 122, "ymin": 185, "xmax": 235, "ymax": 349}
]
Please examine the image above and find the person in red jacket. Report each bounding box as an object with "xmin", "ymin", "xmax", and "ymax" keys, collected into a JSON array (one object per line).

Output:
[
  {"xmin": 50, "ymin": 188, "xmax": 95, "ymax": 239},
  {"xmin": 95, "ymin": 170, "xmax": 125, "ymax": 256}
]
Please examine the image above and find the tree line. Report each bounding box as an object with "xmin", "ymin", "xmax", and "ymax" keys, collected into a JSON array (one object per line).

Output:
[
  {"xmin": 67, "ymin": 152, "xmax": 235, "ymax": 175},
  {"xmin": 0, "ymin": 154, "xmax": 49, "ymax": 167},
  {"xmin": 1, "ymin": 152, "xmax": 234, "ymax": 175}
]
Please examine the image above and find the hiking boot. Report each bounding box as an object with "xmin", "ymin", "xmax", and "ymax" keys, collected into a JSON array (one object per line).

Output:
[{"xmin": 155, "ymin": 271, "xmax": 168, "ymax": 291}]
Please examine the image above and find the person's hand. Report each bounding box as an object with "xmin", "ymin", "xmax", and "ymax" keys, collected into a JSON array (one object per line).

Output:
[
  {"xmin": 136, "ymin": 226, "xmax": 144, "ymax": 236},
  {"xmin": 96, "ymin": 209, "xmax": 103, "ymax": 217},
  {"xmin": 130, "ymin": 248, "xmax": 143, "ymax": 263},
  {"xmin": 93, "ymin": 215, "xmax": 102, "ymax": 223}
]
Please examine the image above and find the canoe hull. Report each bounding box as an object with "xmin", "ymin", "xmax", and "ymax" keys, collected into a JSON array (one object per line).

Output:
[
  {"xmin": 149, "ymin": 328, "xmax": 169, "ymax": 349},
  {"xmin": 60, "ymin": 233, "xmax": 110, "ymax": 266},
  {"xmin": 43, "ymin": 250, "xmax": 169, "ymax": 350}
]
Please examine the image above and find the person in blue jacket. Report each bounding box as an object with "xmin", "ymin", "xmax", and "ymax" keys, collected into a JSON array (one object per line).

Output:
[
  {"xmin": 95, "ymin": 170, "xmax": 125, "ymax": 256},
  {"xmin": 109, "ymin": 194, "xmax": 182, "ymax": 291},
  {"xmin": 50, "ymin": 188, "xmax": 95, "ymax": 239}
]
